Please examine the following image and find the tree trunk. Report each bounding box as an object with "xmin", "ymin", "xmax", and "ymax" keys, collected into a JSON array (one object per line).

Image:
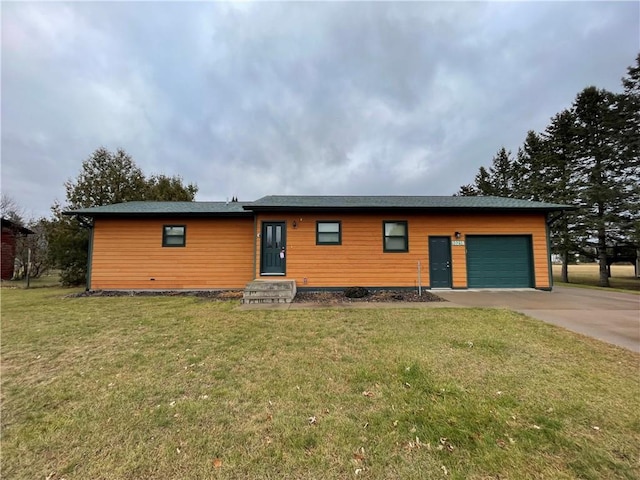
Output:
[
  {"xmin": 561, "ymin": 250, "xmax": 569, "ymax": 283},
  {"xmin": 597, "ymin": 220, "xmax": 610, "ymax": 287}
]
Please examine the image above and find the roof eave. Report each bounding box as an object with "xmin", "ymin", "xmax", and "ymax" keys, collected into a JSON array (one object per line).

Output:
[
  {"xmin": 246, "ymin": 205, "xmax": 575, "ymax": 213},
  {"xmin": 62, "ymin": 211, "xmax": 253, "ymax": 218}
]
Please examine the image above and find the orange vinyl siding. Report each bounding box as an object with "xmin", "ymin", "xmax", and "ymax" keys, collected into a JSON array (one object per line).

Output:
[
  {"xmin": 256, "ymin": 212, "xmax": 551, "ymax": 289},
  {"xmin": 90, "ymin": 217, "xmax": 254, "ymax": 290}
]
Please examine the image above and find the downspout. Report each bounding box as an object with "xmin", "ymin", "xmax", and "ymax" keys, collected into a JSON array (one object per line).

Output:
[
  {"xmin": 545, "ymin": 216, "xmax": 553, "ymax": 290},
  {"xmin": 252, "ymin": 213, "xmax": 257, "ymax": 280},
  {"xmin": 76, "ymin": 215, "xmax": 94, "ymax": 291},
  {"xmin": 545, "ymin": 211, "xmax": 565, "ymax": 291}
]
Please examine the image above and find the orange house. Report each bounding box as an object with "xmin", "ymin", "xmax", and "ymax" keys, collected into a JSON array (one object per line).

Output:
[{"xmin": 66, "ymin": 195, "xmax": 572, "ymax": 291}]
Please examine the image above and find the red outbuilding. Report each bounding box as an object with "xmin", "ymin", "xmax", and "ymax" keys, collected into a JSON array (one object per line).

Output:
[{"xmin": 1, "ymin": 218, "xmax": 34, "ymax": 280}]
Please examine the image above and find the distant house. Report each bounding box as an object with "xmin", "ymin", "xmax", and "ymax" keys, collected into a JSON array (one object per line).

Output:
[
  {"xmin": 65, "ymin": 195, "xmax": 573, "ymax": 291},
  {"xmin": 1, "ymin": 218, "xmax": 34, "ymax": 280}
]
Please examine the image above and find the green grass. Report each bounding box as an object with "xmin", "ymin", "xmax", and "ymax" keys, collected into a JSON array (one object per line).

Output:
[
  {"xmin": 553, "ymin": 263, "xmax": 640, "ymax": 292},
  {"xmin": 2, "ymin": 288, "xmax": 639, "ymax": 479},
  {"xmin": 1, "ymin": 270, "xmax": 62, "ymax": 289}
]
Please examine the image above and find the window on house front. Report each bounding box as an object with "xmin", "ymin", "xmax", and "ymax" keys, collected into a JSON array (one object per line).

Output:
[
  {"xmin": 163, "ymin": 225, "xmax": 186, "ymax": 247},
  {"xmin": 316, "ymin": 221, "xmax": 341, "ymax": 245},
  {"xmin": 383, "ymin": 221, "xmax": 408, "ymax": 252}
]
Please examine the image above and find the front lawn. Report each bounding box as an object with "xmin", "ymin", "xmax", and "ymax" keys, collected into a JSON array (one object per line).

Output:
[{"xmin": 1, "ymin": 288, "xmax": 638, "ymax": 479}]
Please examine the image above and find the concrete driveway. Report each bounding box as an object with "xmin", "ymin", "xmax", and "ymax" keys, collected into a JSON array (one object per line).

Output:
[{"xmin": 436, "ymin": 287, "xmax": 640, "ymax": 352}]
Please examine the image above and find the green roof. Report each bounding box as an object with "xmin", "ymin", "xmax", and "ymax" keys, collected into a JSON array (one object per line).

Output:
[
  {"xmin": 64, "ymin": 196, "xmax": 574, "ymax": 218},
  {"xmin": 65, "ymin": 201, "xmax": 251, "ymax": 217},
  {"xmin": 247, "ymin": 195, "xmax": 574, "ymax": 212}
]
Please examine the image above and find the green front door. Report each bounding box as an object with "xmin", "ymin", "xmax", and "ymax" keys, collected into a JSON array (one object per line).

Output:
[
  {"xmin": 429, "ymin": 236, "xmax": 452, "ymax": 288},
  {"xmin": 466, "ymin": 235, "xmax": 534, "ymax": 288},
  {"xmin": 261, "ymin": 222, "xmax": 286, "ymax": 275}
]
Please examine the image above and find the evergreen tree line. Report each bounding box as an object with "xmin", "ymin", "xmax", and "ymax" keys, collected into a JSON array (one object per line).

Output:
[{"xmin": 457, "ymin": 55, "xmax": 640, "ymax": 287}]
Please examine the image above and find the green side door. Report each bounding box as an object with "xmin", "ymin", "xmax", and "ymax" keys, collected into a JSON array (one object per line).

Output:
[{"xmin": 466, "ymin": 235, "xmax": 534, "ymax": 288}]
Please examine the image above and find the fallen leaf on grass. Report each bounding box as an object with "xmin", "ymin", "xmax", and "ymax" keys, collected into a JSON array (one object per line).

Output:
[
  {"xmin": 405, "ymin": 436, "xmax": 430, "ymax": 451},
  {"xmin": 362, "ymin": 391, "xmax": 374, "ymax": 397},
  {"xmin": 438, "ymin": 437, "xmax": 455, "ymax": 452},
  {"xmin": 441, "ymin": 465, "xmax": 449, "ymax": 475},
  {"xmin": 213, "ymin": 458, "xmax": 222, "ymax": 468}
]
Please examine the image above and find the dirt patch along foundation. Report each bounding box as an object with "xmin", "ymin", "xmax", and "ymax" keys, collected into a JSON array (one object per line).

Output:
[{"xmin": 293, "ymin": 289, "xmax": 446, "ymax": 304}]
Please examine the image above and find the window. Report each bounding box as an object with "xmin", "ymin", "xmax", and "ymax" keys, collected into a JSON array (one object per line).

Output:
[
  {"xmin": 163, "ymin": 225, "xmax": 186, "ymax": 247},
  {"xmin": 316, "ymin": 221, "xmax": 341, "ymax": 245},
  {"xmin": 383, "ymin": 221, "xmax": 408, "ymax": 252}
]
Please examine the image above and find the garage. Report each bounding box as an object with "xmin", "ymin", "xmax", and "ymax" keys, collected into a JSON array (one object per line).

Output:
[{"xmin": 466, "ymin": 235, "xmax": 534, "ymax": 288}]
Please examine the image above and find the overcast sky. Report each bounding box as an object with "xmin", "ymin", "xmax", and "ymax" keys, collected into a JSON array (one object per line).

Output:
[{"xmin": 2, "ymin": 1, "xmax": 638, "ymax": 218}]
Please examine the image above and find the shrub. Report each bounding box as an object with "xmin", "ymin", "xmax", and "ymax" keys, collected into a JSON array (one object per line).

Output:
[{"xmin": 344, "ymin": 286, "xmax": 370, "ymax": 298}]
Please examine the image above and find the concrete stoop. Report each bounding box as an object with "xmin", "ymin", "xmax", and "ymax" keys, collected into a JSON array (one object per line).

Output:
[{"xmin": 242, "ymin": 280, "xmax": 297, "ymax": 304}]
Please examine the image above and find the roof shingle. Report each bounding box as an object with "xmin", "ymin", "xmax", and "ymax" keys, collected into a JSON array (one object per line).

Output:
[
  {"xmin": 64, "ymin": 196, "xmax": 574, "ymax": 217},
  {"xmin": 65, "ymin": 201, "xmax": 251, "ymax": 216},
  {"xmin": 246, "ymin": 195, "xmax": 573, "ymax": 211}
]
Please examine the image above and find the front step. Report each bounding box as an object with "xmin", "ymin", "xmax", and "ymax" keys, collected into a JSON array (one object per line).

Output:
[{"xmin": 242, "ymin": 280, "xmax": 297, "ymax": 304}]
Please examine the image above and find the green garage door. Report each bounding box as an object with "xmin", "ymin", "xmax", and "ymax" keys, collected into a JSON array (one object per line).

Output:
[{"xmin": 466, "ymin": 235, "xmax": 534, "ymax": 288}]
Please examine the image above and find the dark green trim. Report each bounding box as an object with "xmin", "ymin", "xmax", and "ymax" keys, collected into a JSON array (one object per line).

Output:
[
  {"xmin": 162, "ymin": 225, "xmax": 186, "ymax": 247},
  {"xmin": 252, "ymin": 214, "xmax": 257, "ymax": 280},
  {"xmin": 316, "ymin": 220, "xmax": 342, "ymax": 245},
  {"xmin": 86, "ymin": 221, "xmax": 95, "ymax": 291},
  {"xmin": 383, "ymin": 220, "xmax": 409, "ymax": 252},
  {"xmin": 74, "ymin": 212, "xmax": 253, "ymax": 219},
  {"xmin": 546, "ymin": 217, "xmax": 553, "ymax": 290}
]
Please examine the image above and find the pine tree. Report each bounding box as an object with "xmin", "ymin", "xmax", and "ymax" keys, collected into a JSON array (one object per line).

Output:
[
  {"xmin": 541, "ymin": 110, "xmax": 581, "ymax": 282},
  {"xmin": 49, "ymin": 148, "xmax": 198, "ymax": 285},
  {"xmin": 572, "ymin": 86, "xmax": 637, "ymax": 287}
]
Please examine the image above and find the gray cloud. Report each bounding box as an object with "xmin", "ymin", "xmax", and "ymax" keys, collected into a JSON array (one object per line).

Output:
[{"xmin": 2, "ymin": 1, "xmax": 638, "ymax": 218}]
